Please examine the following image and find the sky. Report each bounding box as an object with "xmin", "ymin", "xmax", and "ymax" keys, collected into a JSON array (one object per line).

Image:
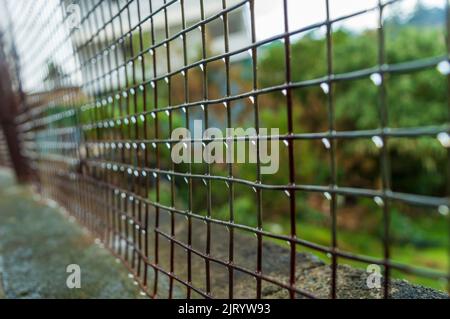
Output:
[{"xmin": 254, "ymin": 0, "xmax": 446, "ymax": 40}]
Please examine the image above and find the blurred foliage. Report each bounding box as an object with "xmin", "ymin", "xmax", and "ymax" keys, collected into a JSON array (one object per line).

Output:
[
  {"xmin": 259, "ymin": 25, "xmax": 447, "ymax": 196},
  {"xmin": 254, "ymin": 17, "xmax": 448, "ymax": 289}
]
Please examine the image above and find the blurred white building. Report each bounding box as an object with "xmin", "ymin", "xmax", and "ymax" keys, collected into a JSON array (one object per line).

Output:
[{"xmin": 73, "ymin": 0, "xmax": 251, "ymax": 87}]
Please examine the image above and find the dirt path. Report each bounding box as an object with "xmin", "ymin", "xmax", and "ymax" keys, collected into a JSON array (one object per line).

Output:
[{"xmin": 0, "ymin": 168, "xmax": 446, "ymax": 299}]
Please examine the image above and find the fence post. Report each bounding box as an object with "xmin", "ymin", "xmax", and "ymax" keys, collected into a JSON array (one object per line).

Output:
[{"xmin": 0, "ymin": 54, "xmax": 29, "ymax": 183}]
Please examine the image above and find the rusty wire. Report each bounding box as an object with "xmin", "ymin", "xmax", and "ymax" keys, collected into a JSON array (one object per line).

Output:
[
  {"xmin": 0, "ymin": 130, "xmax": 11, "ymax": 168},
  {"xmin": 0, "ymin": 0, "xmax": 449, "ymax": 299}
]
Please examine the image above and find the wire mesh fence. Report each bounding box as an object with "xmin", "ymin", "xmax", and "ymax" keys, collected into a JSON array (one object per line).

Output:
[
  {"xmin": 0, "ymin": 0, "xmax": 449, "ymax": 298},
  {"xmin": 0, "ymin": 130, "xmax": 11, "ymax": 168}
]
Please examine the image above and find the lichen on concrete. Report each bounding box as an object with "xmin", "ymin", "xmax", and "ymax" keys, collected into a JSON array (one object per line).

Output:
[{"xmin": 261, "ymin": 263, "xmax": 448, "ymax": 299}]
